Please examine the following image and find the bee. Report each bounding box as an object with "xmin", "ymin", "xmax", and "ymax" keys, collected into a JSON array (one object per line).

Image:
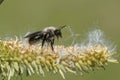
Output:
[{"xmin": 24, "ymin": 25, "xmax": 66, "ymax": 51}]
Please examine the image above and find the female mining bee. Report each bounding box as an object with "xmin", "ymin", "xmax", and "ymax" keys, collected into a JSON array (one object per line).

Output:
[{"xmin": 24, "ymin": 25, "xmax": 66, "ymax": 51}]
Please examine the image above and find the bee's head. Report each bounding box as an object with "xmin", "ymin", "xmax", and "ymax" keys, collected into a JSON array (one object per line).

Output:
[
  {"xmin": 54, "ymin": 29, "xmax": 62, "ymax": 38},
  {"xmin": 54, "ymin": 25, "xmax": 67, "ymax": 39}
]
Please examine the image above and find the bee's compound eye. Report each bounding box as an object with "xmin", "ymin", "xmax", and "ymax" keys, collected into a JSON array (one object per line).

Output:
[{"xmin": 54, "ymin": 29, "xmax": 62, "ymax": 38}]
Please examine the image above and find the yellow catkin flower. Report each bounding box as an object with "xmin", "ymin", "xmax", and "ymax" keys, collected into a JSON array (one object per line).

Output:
[
  {"xmin": 0, "ymin": 29, "xmax": 118, "ymax": 80},
  {"xmin": 0, "ymin": 38, "xmax": 118, "ymax": 80}
]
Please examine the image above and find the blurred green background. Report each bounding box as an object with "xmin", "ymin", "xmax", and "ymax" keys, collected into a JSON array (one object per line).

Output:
[{"xmin": 0, "ymin": 0, "xmax": 120, "ymax": 80}]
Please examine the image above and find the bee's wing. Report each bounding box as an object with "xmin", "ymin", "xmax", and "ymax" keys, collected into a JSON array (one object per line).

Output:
[{"xmin": 24, "ymin": 31, "xmax": 43, "ymax": 38}]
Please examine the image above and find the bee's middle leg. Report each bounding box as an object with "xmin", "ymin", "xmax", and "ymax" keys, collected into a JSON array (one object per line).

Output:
[
  {"xmin": 50, "ymin": 39, "xmax": 54, "ymax": 51},
  {"xmin": 41, "ymin": 38, "xmax": 46, "ymax": 48}
]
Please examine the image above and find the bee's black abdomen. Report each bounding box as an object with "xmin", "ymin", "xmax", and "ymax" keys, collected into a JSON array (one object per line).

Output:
[{"xmin": 24, "ymin": 31, "xmax": 44, "ymax": 45}]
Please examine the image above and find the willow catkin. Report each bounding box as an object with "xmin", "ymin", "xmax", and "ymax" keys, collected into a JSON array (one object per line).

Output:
[{"xmin": 0, "ymin": 29, "xmax": 118, "ymax": 80}]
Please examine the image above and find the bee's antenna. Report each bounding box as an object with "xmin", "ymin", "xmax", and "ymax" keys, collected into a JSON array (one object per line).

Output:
[{"xmin": 59, "ymin": 25, "xmax": 67, "ymax": 30}]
